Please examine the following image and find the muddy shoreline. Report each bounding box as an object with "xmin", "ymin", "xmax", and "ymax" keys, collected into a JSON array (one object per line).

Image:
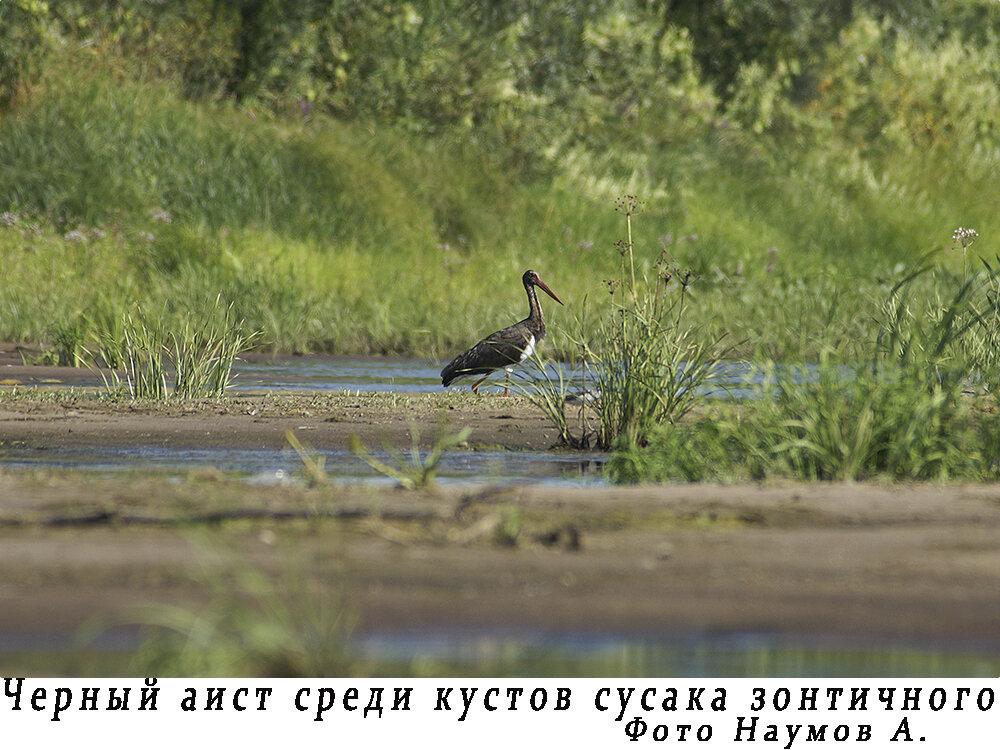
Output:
[{"xmin": 1, "ymin": 361, "xmax": 1000, "ymax": 671}]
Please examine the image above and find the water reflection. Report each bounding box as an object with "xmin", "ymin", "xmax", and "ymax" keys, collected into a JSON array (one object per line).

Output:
[
  {"xmin": 360, "ymin": 631, "xmax": 1000, "ymax": 678},
  {"xmin": 0, "ymin": 443, "xmax": 606, "ymax": 486},
  {"xmin": 3, "ymin": 630, "xmax": 996, "ymax": 678}
]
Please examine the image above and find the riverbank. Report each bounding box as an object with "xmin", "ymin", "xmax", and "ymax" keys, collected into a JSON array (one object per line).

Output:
[{"xmin": 1, "ymin": 387, "xmax": 998, "ymax": 676}]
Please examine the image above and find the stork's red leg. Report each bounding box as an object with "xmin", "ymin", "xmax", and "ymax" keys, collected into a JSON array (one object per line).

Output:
[{"xmin": 472, "ymin": 374, "xmax": 489, "ymax": 394}]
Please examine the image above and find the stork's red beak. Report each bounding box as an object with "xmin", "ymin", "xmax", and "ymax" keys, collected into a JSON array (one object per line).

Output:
[{"xmin": 534, "ymin": 276, "xmax": 564, "ymax": 305}]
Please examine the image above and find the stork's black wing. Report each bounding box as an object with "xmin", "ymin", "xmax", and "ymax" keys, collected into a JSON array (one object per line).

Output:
[{"xmin": 440, "ymin": 322, "xmax": 532, "ymax": 386}]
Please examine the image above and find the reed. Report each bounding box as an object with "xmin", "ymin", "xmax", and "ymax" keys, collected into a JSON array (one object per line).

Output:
[
  {"xmin": 171, "ymin": 298, "xmax": 261, "ymax": 399},
  {"xmin": 117, "ymin": 309, "xmax": 168, "ymax": 400},
  {"xmin": 92, "ymin": 299, "xmax": 259, "ymax": 401}
]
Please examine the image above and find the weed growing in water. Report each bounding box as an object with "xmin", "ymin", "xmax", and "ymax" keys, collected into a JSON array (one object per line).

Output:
[
  {"xmin": 609, "ymin": 252, "xmax": 1000, "ymax": 483},
  {"xmin": 94, "ymin": 298, "xmax": 260, "ymax": 400},
  {"xmin": 514, "ymin": 347, "xmax": 597, "ymax": 448},
  {"xmin": 590, "ymin": 195, "xmax": 728, "ymax": 448},
  {"xmin": 349, "ymin": 424, "xmax": 471, "ymax": 489},
  {"xmin": 524, "ymin": 195, "xmax": 727, "ymax": 449},
  {"xmin": 171, "ymin": 298, "xmax": 261, "ymax": 399},
  {"xmin": 115, "ymin": 308, "xmax": 169, "ymax": 400}
]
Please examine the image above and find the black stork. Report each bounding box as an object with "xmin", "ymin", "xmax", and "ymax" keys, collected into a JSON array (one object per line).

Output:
[{"xmin": 441, "ymin": 269, "xmax": 564, "ymax": 395}]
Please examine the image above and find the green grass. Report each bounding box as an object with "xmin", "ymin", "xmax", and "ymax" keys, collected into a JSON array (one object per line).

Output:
[
  {"xmin": 3, "ymin": 47, "xmax": 1000, "ymax": 478},
  {"xmin": 608, "ymin": 265, "xmax": 1000, "ymax": 483},
  {"xmin": 2, "ymin": 52, "xmax": 998, "ymax": 364}
]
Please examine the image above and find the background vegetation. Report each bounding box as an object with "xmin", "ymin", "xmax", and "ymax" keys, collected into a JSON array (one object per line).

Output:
[{"xmin": 1, "ymin": 0, "xmax": 998, "ymax": 361}]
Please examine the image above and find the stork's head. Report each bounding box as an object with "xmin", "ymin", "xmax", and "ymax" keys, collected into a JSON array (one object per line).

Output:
[{"xmin": 523, "ymin": 269, "xmax": 564, "ymax": 305}]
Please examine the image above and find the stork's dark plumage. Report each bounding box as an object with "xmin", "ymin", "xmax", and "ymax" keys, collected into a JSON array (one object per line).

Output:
[{"xmin": 441, "ymin": 269, "xmax": 564, "ymax": 395}]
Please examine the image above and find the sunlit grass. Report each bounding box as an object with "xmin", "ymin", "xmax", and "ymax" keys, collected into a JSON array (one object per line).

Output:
[
  {"xmin": 1, "ymin": 57, "xmax": 999, "ymax": 365},
  {"xmin": 608, "ymin": 263, "xmax": 1000, "ymax": 483}
]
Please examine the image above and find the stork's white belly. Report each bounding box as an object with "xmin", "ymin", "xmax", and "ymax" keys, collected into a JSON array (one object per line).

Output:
[
  {"xmin": 518, "ymin": 335, "xmax": 537, "ymax": 362},
  {"xmin": 505, "ymin": 335, "xmax": 536, "ymax": 373}
]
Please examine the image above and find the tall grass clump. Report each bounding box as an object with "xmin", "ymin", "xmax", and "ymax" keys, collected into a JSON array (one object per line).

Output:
[
  {"xmin": 609, "ymin": 257, "xmax": 1000, "ymax": 483},
  {"xmin": 515, "ymin": 349, "xmax": 595, "ymax": 448},
  {"xmin": 745, "ymin": 358, "xmax": 978, "ymax": 482},
  {"xmin": 116, "ymin": 309, "xmax": 168, "ymax": 400},
  {"xmin": 958, "ymin": 253, "xmax": 1000, "ymax": 398},
  {"xmin": 171, "ymin": 298, "xmax": 261, "ymax": 399},
  {"xmin": 586, "ymin": 195, "xmax": 727, "ymax": 449},
  {"xmin": 97, "ymin": 300, "xmax": 259, "ymax": 400}
]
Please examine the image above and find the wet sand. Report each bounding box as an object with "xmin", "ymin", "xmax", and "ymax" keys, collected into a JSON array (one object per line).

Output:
[{"xmin": 1, "ymin": 357, "xmax": 999, "ymax": 665}]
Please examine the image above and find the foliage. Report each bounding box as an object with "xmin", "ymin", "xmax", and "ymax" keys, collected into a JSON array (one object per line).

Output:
[
  {"xmin": 748, "ymin": 360, "xmax": 977, "ymax": 482},
  {"xmin": 1, "ymin": 1, "xmax": 1000, "ymax": 365},
  {"xmin": 170, "ymin": 298, "xmax": 261, "ymax": 399},
  {"xmin": 49, "ymin": 313, "xmax": 88, "ymax": 368},
  {"xmin": 587, "ymin": 196, "xmax": 727, "ymax": 448},
  {"xmin": 0, "ymin": 0, "xmax": 51, "ymax": 108},
  {"xmin": 609, "ymin": 265, "xmax": 1000, "ymax": 483},
  {"xmin": 964, "ymin": 257, "xmax": 1000, "ymax": 395},
  {"xmin": 513, "ymin": 343, "xmax": 600, "ymax": 448},
  {"xmin": 348, "ymin": 425, "xmax": 471, "ymax": 489},
  {"xmin": 45, "ymin": 297, "xmax": 261, "ymax": 400}
]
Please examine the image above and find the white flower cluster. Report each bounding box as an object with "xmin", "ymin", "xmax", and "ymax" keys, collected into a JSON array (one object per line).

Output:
[{"xmin": 952, "ymin": 227, "xmax": 979, "ymax": 248}]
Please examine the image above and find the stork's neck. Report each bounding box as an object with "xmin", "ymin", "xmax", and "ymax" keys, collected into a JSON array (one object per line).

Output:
[{"xmin": 525, "ymin": 281, "xmax": 544, "ymax": 330}]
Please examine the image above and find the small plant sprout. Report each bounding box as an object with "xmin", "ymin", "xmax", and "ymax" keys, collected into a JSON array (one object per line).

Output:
[
  {"xmin": 349, "ymin": 424, "xmax": 471, "ymax": 489},
  {"xmin": 285, "ymin": 429, "xmax": 328, "ymax": 488}
]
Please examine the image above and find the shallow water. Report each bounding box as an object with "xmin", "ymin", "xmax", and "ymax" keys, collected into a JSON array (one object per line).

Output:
[
  {"xmin": 230, "ymin": 357, "xmax": 763, "ymax": 396},
  {"xmin": 357, "ymin": 630, "xmax": 1000, "ymax": 678},
  {"xmin": 10, "ymin": 355, "xmax": 770, "ymax": 396},
  {"xmin": 0, "ymin": 442, "xmax": 606, "ymax": 486},
  {"xmin": 3, "ymin": 629, "xmax": 997, "ymax": 678},
  {"xmin": 233, "ymin": 357, "xmax": 444, "ymax": 393}
]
